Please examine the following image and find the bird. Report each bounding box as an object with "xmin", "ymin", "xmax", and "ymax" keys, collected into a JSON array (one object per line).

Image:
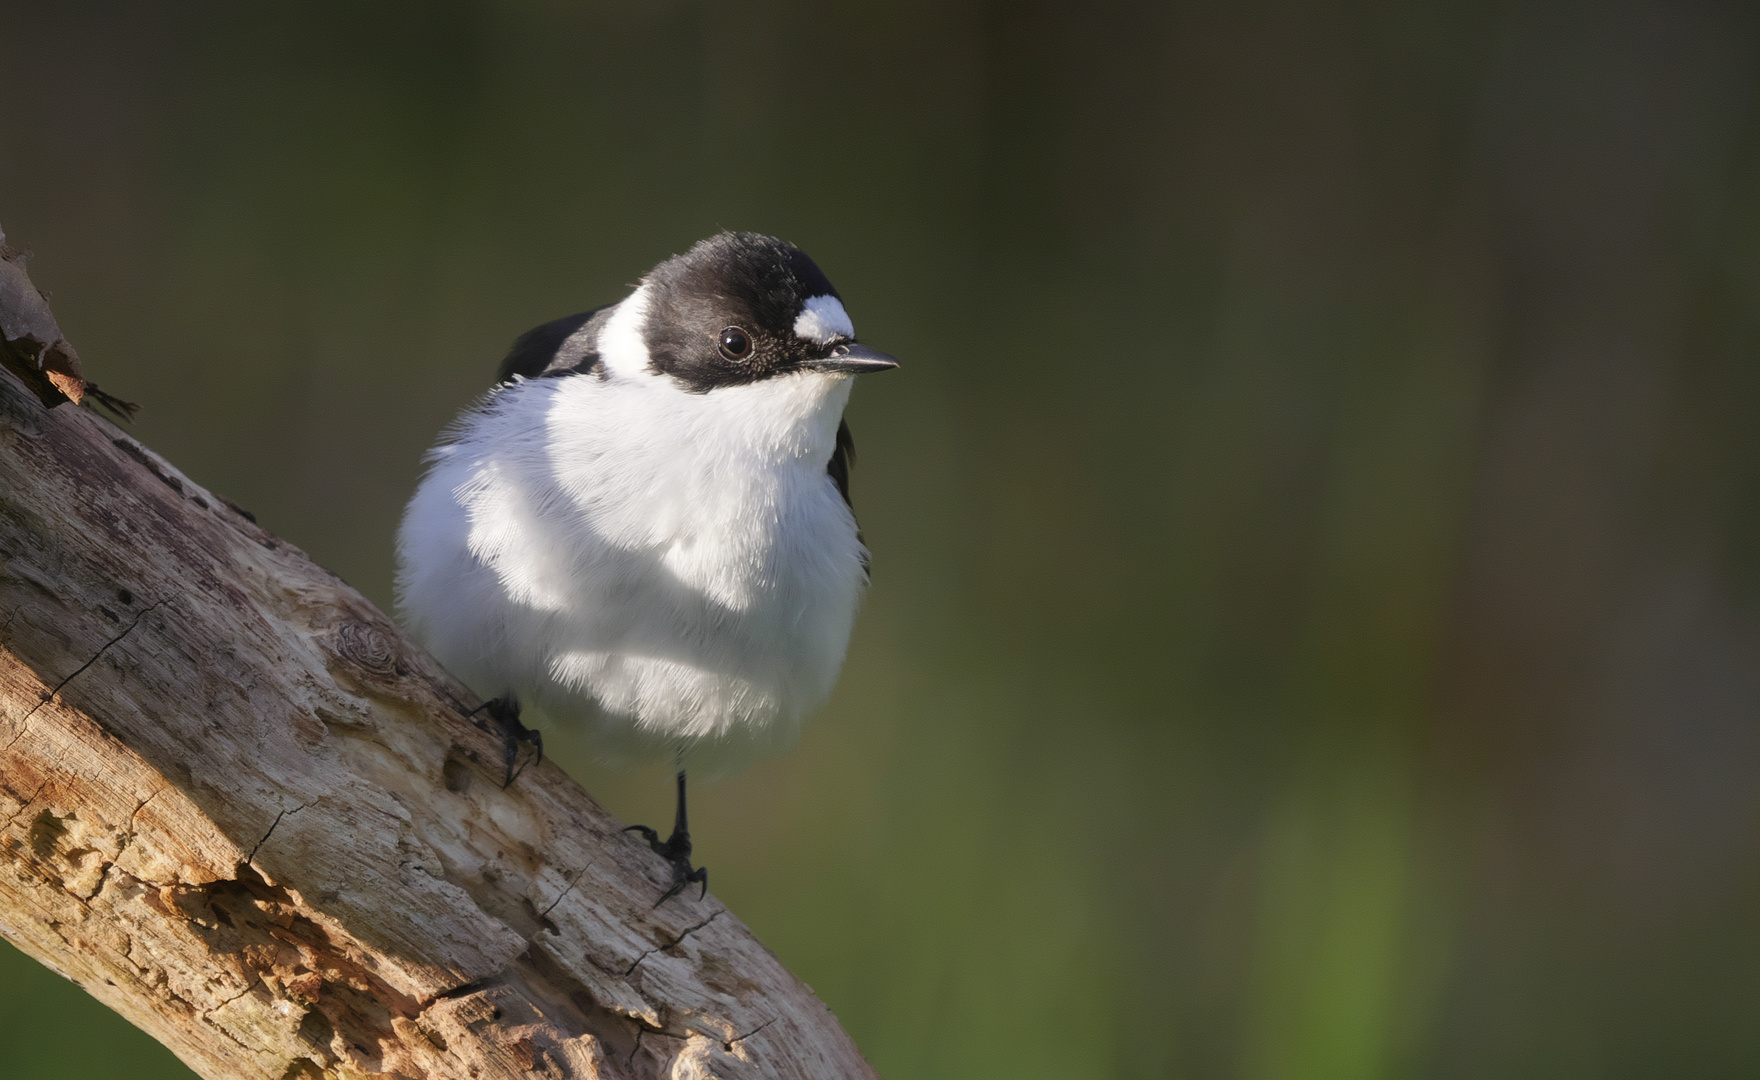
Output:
[{"xmin": 395, "ymin": 232, "xmax": 897, "ymax": 904}]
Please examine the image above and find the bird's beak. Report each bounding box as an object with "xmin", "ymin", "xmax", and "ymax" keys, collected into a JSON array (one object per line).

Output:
[{"xmin": 805, "ymin": 342, "xmax": 900, "ymax": 374}]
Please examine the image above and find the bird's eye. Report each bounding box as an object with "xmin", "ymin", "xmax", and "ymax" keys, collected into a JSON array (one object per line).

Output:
[{"xmin": 719, "ymin": 327, "xmax": 753, "ymax": 361}]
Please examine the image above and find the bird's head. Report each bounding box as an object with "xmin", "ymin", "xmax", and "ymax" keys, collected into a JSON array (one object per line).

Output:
[{"xmin": 597, "ymin": 232, "xmax": 898, "ymax": 393}]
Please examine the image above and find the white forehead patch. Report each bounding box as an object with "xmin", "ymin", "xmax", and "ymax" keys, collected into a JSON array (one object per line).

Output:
[{"xmin": 793, "ymin": 294, "xmax": 855, "ymax": 345}]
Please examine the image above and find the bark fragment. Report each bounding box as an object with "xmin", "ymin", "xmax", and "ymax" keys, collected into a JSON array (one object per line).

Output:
[{"xmin": 0, "ymin": 223, "xmax": 136, "ymax": 416}]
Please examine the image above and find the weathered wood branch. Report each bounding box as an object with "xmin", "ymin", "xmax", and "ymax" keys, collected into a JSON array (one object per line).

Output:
[{"xmin": 0, "ymin": 245, "xmax": 875, "ymax": 1079}]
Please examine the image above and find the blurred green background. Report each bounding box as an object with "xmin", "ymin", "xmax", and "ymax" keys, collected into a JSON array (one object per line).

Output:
[{"xmin": 5, "ymin": 1, "xmax": 1760, "ymax": 1076}]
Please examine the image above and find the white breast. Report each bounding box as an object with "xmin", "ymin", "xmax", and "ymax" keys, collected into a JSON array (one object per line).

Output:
[{"xmin": 395, "ymin": 335, "xmax": 868, "ymax": 774}]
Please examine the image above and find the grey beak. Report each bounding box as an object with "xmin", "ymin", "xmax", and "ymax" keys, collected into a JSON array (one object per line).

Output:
[{"xmin": 807, "ymin": 342, "xmax": 900, "ymax": 374}]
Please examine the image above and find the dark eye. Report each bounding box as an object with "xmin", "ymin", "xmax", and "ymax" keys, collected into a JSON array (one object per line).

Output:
[{"xmin": 718, "ymin": 326, "xmax": 753, "ymax": 361}]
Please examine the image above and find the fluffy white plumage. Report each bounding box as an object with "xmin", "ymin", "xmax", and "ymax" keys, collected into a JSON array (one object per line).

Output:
[{"xmin": 395, "ymin": 282, "xmax": 871, "ymax": 775}]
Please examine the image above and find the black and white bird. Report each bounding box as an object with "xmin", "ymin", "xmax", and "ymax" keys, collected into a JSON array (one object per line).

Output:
[{"xmin": 396, "ymin": 233, "xmax": 896, "ymax": 903}]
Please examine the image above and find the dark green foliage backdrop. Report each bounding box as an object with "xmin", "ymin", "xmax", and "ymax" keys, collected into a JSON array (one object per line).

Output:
[{"xmin": 4, "ymin": 1, "xmax": 1760, "ymax": 1076}]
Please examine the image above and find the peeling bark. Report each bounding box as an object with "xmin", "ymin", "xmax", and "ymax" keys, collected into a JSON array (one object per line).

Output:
[
  {"xmin": 0, "ymin": 294, "xmax": 875, "ymax": 1076},
  {"xmin": 0, "ymin": 225, "xmax": 134, "ymax": 416}
]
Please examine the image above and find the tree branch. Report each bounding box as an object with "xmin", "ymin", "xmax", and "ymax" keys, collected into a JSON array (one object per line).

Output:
[{"xmin": 0, "ymin": 243, "xmax": 875, "ymax": 1079}]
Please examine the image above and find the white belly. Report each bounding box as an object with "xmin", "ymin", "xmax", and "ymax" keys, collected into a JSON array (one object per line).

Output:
[{"xmin": 395, "ymin": 370, "xmax": 867, "ymax": 774}]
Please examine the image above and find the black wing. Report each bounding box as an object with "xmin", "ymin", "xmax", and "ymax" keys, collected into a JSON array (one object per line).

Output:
[
  {"xmin": 829, "ymin": 419, "xmax": 856, "ymax": 510},
  {"xmin": 496, "ymin": 307, "xmax": 609, "ymax": 385},
  {"xmin": 830, "ymin": 419, "xmax": 871, "ymax": 578}
]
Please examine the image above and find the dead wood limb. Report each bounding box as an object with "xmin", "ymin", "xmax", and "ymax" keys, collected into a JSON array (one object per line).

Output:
[{"xmin": 0, "ymin": 243, "xmax": 875, "ymax": 1079}]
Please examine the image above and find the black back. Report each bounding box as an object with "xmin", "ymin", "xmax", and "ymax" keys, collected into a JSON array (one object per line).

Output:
[{"xmin": 495, "ymin": 306, "xmax": 611, "ymax": 384}]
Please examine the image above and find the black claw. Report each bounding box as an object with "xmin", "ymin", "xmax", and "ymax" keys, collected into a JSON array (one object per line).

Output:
[
  {"xmin": 477, "ymin": 695, "xmax": 542, "ymax": 789},
  {"xmin": 649, "ymin": 863, "xmax": 708, "ymax": 909},
  {"xmin": 623, "ymin": 824, "xmax": 662, "ymax": 848},
  {"xmin": 655, "ymin": 875, "xmax": 690, "ymax": 908},
  {"xmin": 626, "ymin": 770, "xmax": 708, "ymax": 907}
]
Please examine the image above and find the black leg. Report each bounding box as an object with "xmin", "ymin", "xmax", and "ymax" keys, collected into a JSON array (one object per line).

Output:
[
  {"xmin": 472, "ymin": 695, "xmax": 543, "ymax": 788},
  {"xmin": 623, "ymin": 770, "xmax": 709, "ymax": 906}
]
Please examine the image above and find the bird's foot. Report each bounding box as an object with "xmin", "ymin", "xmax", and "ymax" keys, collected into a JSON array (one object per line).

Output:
[
  {"xmin": 471, "ymin": 696, "xmax": 543, "ymax": 788},
  {"xmin": 623, "ymin": 823, "xmax": 708, "ymax": 907}
]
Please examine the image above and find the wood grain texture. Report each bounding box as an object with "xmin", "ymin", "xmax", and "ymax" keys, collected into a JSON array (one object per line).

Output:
[{"xmin": 0, "ymin": 362, "xmax": 876, "ymax": 1080}]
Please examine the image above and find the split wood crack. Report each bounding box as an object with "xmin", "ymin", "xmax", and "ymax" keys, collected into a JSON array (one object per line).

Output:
[
  {"xmin": 624, "ymin": 909, "xmax": 726, "ymax": 977},
  {"xmin": 245, "ymin": 802, "xmax": 308, "ymax": 865},
  {"xmin": 13, "ymin": 598, "xmax": 167, "ymax": 731}
]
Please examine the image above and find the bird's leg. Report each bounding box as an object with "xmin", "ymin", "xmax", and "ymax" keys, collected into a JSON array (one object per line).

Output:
[
  {"xmin": 472, "ymin": 695, "xmax": 543, "ymax": 788},
  {"xmin": 623, "ymin": 769, "xmax": 708, "ymax": 906}
]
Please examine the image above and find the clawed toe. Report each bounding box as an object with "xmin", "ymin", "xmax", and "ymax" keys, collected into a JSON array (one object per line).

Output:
[
  {"xmin": 626, "ymin": 770, "xmax": 708, "ymax": 906},
  {"xmin": 471, "ymin": 696, "xmax": 543, "ymax": 788},
  {"xmin": 624, "ymin": 823, "xmax": 663, "ymax": 850},
  {"xmin": 655, "ymin": 864, "xmax": 708, "ymax": 907},
  {"xmin": 623, "ymin": 822, "xmax": 706, "ymax": 905}
]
